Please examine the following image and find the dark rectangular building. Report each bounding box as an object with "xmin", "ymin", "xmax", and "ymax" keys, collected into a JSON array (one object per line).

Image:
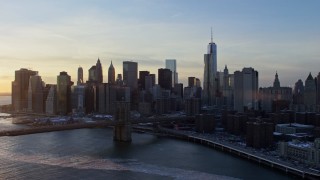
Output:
[
  {"xmin": 158, "ymin": 68, "xmax": 172, "ymax": 90},
  {"xmin": 12, "ymin": 68, "xmax": 38, "ymax": 112}
]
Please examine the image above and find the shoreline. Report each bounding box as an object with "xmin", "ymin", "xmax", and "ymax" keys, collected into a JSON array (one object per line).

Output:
[
  {"xmin": 0, "ymin": 122, "xmax": 111, "ymax": 137},
  {"xmin": 156, "ymin": 127, "xmax": 320, "ymax": 180},
  {"xmin": 1, "ymin": 117, "xmax": 319, "ymax": 179}
]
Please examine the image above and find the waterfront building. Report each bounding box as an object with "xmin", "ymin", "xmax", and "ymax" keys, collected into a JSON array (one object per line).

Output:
[
  {"xmin": 158, "ymin": 68, "xmax": 172, "ymax": 90},
  {"xmin": 195, "ymin": 114, "xmax": 215, "ymax": 133},
  {"xmin": 27, "ymin": 74, "xmax": 44, "ymax": 113},
  {"xmin": 304, "ymin": 73, "xmax": 317, "ymax": 112},
  {"xmin": 57, "ymin": 71, "xmax": 73, "ymax": 115},
  {"xmin": 226, "ymin": 114, "xmax": 248, "ymax": 135},
  {"xmin": 246, "ymin": 120, "xmax": 273, "ymax": 149},
  {"xmin": 123, "ymin": 61, "xmax": 138, "ymax": 91},
  {"xmin": 269, "ymin": 111, "xmax": 293, "ymax": 125},
  {"xmin": 108, "ymin": 61, "xmax": 115, "ymax": 84},
  {"xmin": 71, "ymin": 85, "xmax": 86, "ymax": 113},
  {"xmin": 275, "ymin": 123, "xmax": 314, "ymax": 134},
  {"xmin": 278, "ymin": 138, "xmax": 320, "ymax": 167},
  {"xmin": 12, "ymin": 68, "xmax": 38, "ymax": 112},
  {"xmin": 259, "ymin": 73, "xmax": 292, "ymax": 112},
  {"xmin": 96, "ymin": 58, "xmax": 103, "ymax": 83},
  {"xmin": 77, "ymin": 66, "xmax": 83, "ymax": 85},
  {"xmin": 139, "ymin": 71, "xmax": 149, "ymax": 90},
  {"xmin": 234, "ymin": 67, "xmax": 259, "ymax": 112},
  {"xmin": 185, "ymin": 98, "xmax": 201, "ymax": 116},
  {"xmin": 202, "ymin": 31, "xmax": 218, "ymax": 106},
  {"xmin": 165, "ymin": 59, "xmax": 178, "ymax": 86},
  {"xmin": 45, "ymin": 85, "xmax": 57, "ymax": 115}
]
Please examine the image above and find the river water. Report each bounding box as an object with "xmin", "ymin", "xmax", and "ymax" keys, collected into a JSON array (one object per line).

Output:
[
  {"xmin": 0, "ymin": 96, "xmax": 10, "ymax": 106},
  {"xmin": 0, "ymin": 96, "xmax": 294, "ymax": 179}
]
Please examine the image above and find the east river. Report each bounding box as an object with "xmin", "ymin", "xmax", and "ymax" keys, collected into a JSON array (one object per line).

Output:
[{"xmin": 0, "ymin": 96, "xmax": 294, "ymax": 179}]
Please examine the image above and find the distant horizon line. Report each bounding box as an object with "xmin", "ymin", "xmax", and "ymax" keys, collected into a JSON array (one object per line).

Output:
[{"xmin": 0, "ymin": 93, "xmax": 11, "ymax": 96}]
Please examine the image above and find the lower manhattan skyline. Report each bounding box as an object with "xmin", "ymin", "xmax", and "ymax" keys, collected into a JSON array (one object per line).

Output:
[
  {"xmin": 2, "ymin": 1, "xmax": 320, "ymax": 179},
  {"xmin": 0, "ymin": 0, "xmax": 319, "ymax": 94}
]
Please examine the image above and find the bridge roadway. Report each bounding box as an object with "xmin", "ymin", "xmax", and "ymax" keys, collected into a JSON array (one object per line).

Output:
[{"xmin": 0, "ymin": 116, "xmax": 195, "ymax": 137}]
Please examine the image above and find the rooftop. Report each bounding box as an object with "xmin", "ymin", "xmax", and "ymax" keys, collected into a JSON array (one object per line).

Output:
[
  {"xmin": 288, "ymin": 141, "xmax": 313, "ymax": 149},
  {"xmin": 276, "ymin": 123, "xmax": 314, "ymax": 129}
]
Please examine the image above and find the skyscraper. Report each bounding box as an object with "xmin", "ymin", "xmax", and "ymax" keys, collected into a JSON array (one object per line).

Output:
[
  {"xmin": 259, "ymin": 73, "xmax": 292, "ymax": 112},
  {"xmin": 27, "ymin": 74, "xmax": 44, "ymax": 113},
  {"xmin": 317, "ymin": 72, "xmax": 320, "ymax": 105},
  {"xmin": 304, "ymin": 73, "xmax": 316, "ymax": 111},
  {"xmin": 57, "ymin": 71, "xmax": 73, "ymax": 115},
  {"xmin": 45, "ymin": 85, "xmax": 57, "ymax": 115},
  {"xmin": 116, "ymin": 74, "xmax": 123, "ymax": 86},
  {"xmin": 108, "ymin": 61, "xmax": 115, "ymax": 84},
  {"xmin": 234, "ymin": 67, "xmax": 258, "ymax": 112},
  {"xmin": 88, "ymin": 66, "xmax": 96, "ymax": 82},
  {"xmin": 96, "ymin": 58, "xmax": 103, "ymax": 83},
  {"xmin": 98, "ymin": 83, "xmax": 130, "ymax": 114},
  {"xmin": 77, "ymin": 66, "xmax": 83, "ymax": 85},
  {"xmin": 139, "ymin": 71, "xmax": 150, "ymax": 90},
  {"xmin": 273, "ymin": 72, "xmax": 280, "ymax": 88},
  {"xmin": 165, "ymin": 59, "xmax": 178, "ymax": 86},
  {"xmin": 188, "ymin": 77, "xmax": 196, "ymax": 87},
  {"xmin": 196, "ymin": 78, "xmax": 201, "ymax": 88},
  {"xmin": 123, "ymin": 61, "xmax": 138, "ymax": 91},
  {"xmin": 293, "ymin": 79, "xmax": 304, "ymax": 105},
  {"xmin": 145, "ymin": 75, "xmax": 155, "ymax": 91},
  {"xmin": 12, "ymin": 68, "xmax": 38, "ymax": 112},
  {"xmin": 123, "ymin": 61, "xmax": 138, "ymax": 110},
  {"xmin": 222, "ymin": 65, "xmax": 234, "ymax": 108},
  {"xmin": 158, "ymin": 68, "xmax": 172, "ymax": 90},
  {"xmin": 71, "ymin": 85, "xmax": 86, "ymax": 113},
  {"xmin": 203, "ymin": 30, "xmax": 217, "ymax": 106}
]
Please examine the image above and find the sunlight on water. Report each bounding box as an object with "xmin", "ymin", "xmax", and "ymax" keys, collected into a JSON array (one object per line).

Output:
[{"xmin": 0, "ymin": 150, "xmax": 238, "ymax": 180}]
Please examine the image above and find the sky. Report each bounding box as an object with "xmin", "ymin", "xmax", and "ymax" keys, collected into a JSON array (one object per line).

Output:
[{"xmin": 0, "ymin": 0, "xmax": 319, "ymax": 94}]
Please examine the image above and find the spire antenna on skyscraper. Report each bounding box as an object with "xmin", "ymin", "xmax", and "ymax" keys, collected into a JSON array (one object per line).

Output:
[{"xmin": 211, "ymin": 27, "xmax": 213, "ymax": 43}]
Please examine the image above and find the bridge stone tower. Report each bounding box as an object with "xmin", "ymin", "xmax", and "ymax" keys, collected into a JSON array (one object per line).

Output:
[{"xmin": 113, "ymin": 101, "xmax": 132, "ymax": 142}]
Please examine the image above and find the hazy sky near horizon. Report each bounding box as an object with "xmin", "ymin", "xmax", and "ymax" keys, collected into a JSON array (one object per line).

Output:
[{"xmin": 0, "ymin": 0, "xmax": 319, "ymax": 93}]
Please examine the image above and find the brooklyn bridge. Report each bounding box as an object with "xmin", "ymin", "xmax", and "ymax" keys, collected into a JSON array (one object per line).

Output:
[{"xmin": 0, "ymin": 101, "xmax": 195, "ymax": 142}]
